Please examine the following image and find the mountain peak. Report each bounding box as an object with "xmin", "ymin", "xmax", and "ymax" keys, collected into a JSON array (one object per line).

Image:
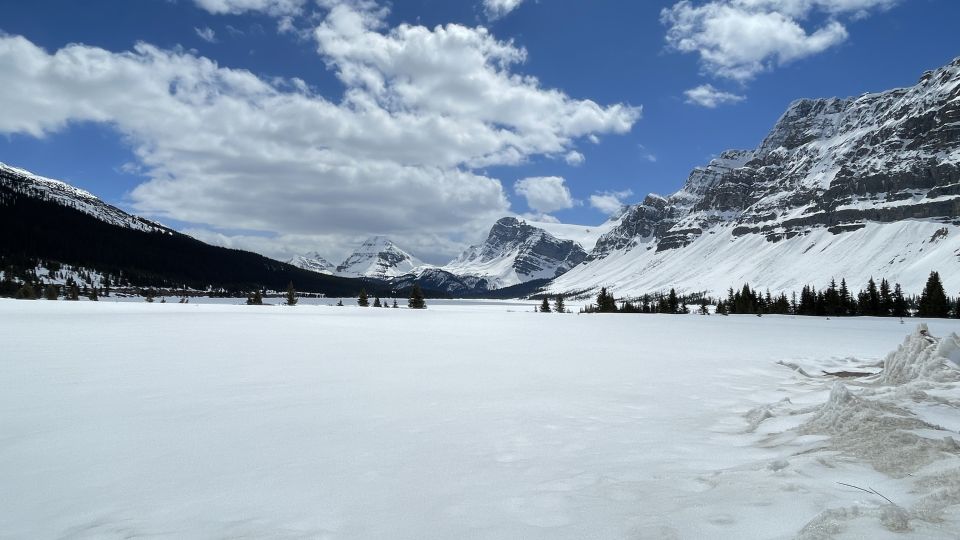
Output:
[{"xmin": 336, "ymin": 237, "xmax": 423, "ymax": 279}]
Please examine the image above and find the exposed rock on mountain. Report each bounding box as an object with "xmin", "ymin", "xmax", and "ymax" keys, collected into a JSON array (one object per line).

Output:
[
  {"xmin": 444, "ymin": 217, "xmax": 589, "ymax": 289},
  {"xmin": 550, "ymin": 57, "xmax": 960, "ymax": 297}
]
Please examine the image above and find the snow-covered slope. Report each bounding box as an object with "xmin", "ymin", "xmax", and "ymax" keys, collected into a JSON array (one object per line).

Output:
[
  {"xmin": 550, "ymin": 57, "xmax": 960, "ymax": 298},
  {"xmin": 443, "ymin": 217, "xmax": 589, "ymax": 289},
  {"xmin": 336, "ymin": 236, "xmax": 424, "ymax": 279},
  {"xmin": 0, "ymin": 162, "xmax": 173, "ymax": 234},
  {"xmin": 285, "ymin": 252, "xmax": 335, "ymax": 275}
]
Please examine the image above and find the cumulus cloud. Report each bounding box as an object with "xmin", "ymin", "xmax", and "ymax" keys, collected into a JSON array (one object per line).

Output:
[
  {"xmin": 0, "ymin": 3, "xmax": 637, "ymax": 262},
  {"xmin": 192, "ymin": 0, "xmax": 307, "ymax": 16},
  {"xmin": 483, "ymin": 0, "xmax": 525, "ymax": 20},
  {"xmin": 514, "ymin": 176, "xmax": 575, "ymax": 214},
  {"xmin": 683, "ymin": 83, "xmax": 745, "ymax": 107},
  {"xmin": 194, "ymin": 27, "xmax": 218, "ymax": 43},
  {"xmin": 590, "ymin": 189, "xmax": 633, "ymax": 215},
  {"xmin": 564, "ymin": 150, "xmax": 585, "ymax": 166},
  {"xmin": 661, "ymin": 0, "xmax": 899, "ymax": 82}
]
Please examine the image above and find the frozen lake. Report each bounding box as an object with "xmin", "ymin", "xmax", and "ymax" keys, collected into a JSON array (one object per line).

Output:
[{"xmin": 2, "ymin": 299, "xmax": 959, "ymax": 539}]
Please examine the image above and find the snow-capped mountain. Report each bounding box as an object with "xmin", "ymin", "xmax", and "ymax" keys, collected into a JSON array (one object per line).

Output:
[
  {"xmin": 336, "ymin": 236, "xmax": 425, "ymax": 279},
  {"xmin": 443, "ymin": 217, "xmax": 591, "ymax": 289},
  {"xmin": 0, "ymin": 162, "xmax": 173, "ymax": 234},
  {"xmin": 285, "ymin": 252, "xmax": 336, "ymax": 275},
  {"xmin": 549, "ymin": 57, "xmax": 960, "ymax": 298}
]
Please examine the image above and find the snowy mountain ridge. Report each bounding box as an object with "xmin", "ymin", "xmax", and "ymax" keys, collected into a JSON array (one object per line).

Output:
[
  {"xmin": 441, "ymin": 217, "xmax": 592, "ymax": 289},
  {"xmin": 0, "ymin": 162, "xmax": 173, "ymax": 234},
  {"xmin": 335, "ymin": 236, "xmax": 426, "ymax": 279},
  {"xmin": 549, "ymin": 57, "xmax": 960, "ymax": 297},
  {"xmin": 285, "ymin": 252, "xmax": 335, "ymax": 275}
]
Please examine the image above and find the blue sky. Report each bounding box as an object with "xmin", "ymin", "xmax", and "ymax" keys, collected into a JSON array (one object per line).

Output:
[{"xmin": 0, "ymin": 0, "xmax": 957, "ymax": 262}]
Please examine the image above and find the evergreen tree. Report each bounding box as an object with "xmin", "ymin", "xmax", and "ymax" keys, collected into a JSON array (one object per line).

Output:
[
  {"xmin": 596, "ymin": 287, "xmax": 617, "ymax": 313},
  {"xmin": 373, "ymin": 296, "xmax": 381, "ymax": 308},
  {"xmin": 879, "ymin": 278, "xmax": 893, "ymax": 316},
  {"xmin": 540, "ymin": 297, "xmax": 552, "ymax": 313},
  {"xmin": 698, "ymin": 297, "xmax": 709, "ymax": 315},
  {"xmin": 918, "ymin": 271, "xmax": 950, "ymax": 317},
  {"xmin": 358, "ymin": 288, "xmax": 369, "ymax": 307},
  {"xmin": 408, "ymin": 284, "xmax": 427, "ymax": 309},
  {"xmin": 88, "ymin": 287, "xmax": 99, "ymax": 301},
  {"xmin": 715, "ymin": 300, "xmax": 728, "ymax": 315},
  {"xmin": 392, "ymin": 298, "xmax": 398, "ymax": 308},
  {"xmin": 247, "ymin": 290, "xmax": 263, "ymax": 305},
  {"xmin": 892, "ymin": 283, "xmax": 908, "ymax": 318},
  {"xmin": 15, "ymin": 282, "xmax": 36, "ymax": 300},
  {"xmin": 43, "ymin": 284, "xmax": 59, "ymax": 300},
  {"xmin": 285, "ymin": 281, "xmax": 298, "ymax": 306},
  {"xmin": 336, "ymin": 299, "xmax": 344, "ymax": 306},
  {"xmin": 668, "ymin": 288, "xmax": 681, "ymax": 314},
  {"xmin": 144, "ymin": 289, "xmax": 155, "ymax": 303},
  {"xmin": 554, "ymin": 295, "xmax": 565, "ymax": 313}
]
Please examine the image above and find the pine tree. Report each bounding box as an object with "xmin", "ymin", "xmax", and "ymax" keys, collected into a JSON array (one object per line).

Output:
[
  {"xmin": 596, "ymin": 287, "xmax": 617, "ymax": 313},
  {"xmin": 715, "ymin": 300, "xmax": 728, "ymax": 315},
  {"xmin": 540, "ymin": 297, "xmax": 552, "ymax": 313},
  {"xmin": 88, "ymin": 287, "xmax": 99, "ymax": 301},
  {"xmin": 373, "ymin": 296, "xmax": 381, "ymax": 308},
  {"xmin": 892, "ymin": 283, "xmax": 908, "ymax": 318},
  {"xmin": 392, "ymin": 298, "xmax": 398, "ymax": 308},
  {"xmin": 668, "ymin": 288, "xmax": 680, "ymax": 314},
  {"xmin": 698, "ymin": 297, "xmax": 709, "ymax": 315},
  {"xmin": 247, "ymin": 290, "xmax": 263, "ymax": 305},
  {"xmin": 285, "ymin": 281, "xmax": 298, "ymax": 306},
  {"xmin": 918, "ymin": 271, "xmax": 950, "ymax": 317},
  {"xmin": 879, "ymin": 278, "xmax": 893, "ymax": 316},
  {"xmin": 554, "ymin": 295, "xmax": 565, "ymax": 313},
  {"xmin": 43, "ymin": 284, "xmax": 59, "ymax": 300},
  {"xmin": 408, "ymin": 284, "xmax": 426, "ymax": 309},
  {"xmin": 358, "ymin": 288, "xmax": 369, "ymax": 307},
  {"xmin": 15, "ymin": 282, "xmax": 36, "ymax": 300}
]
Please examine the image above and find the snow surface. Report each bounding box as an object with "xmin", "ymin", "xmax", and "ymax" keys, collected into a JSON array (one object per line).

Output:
[{"xmin": 2, "ymin": 300, "xmax": 960, "ymax": 539}]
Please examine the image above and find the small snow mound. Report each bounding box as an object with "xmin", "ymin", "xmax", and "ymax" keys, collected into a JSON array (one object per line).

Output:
[
  {"xmin": 877, "ymin": 325, "xmax": 960, "ymax": 385},
  {"xmin": 800, "ymin": 382, "xmax": 952, "ymax": 477}
]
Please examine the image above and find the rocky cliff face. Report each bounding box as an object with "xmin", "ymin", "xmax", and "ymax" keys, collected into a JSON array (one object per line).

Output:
[
  {"xmin": 551, "ymin": 57, "xmax": 960, "ymax": 297},
  {"xmin": 444, "ymin": 217, "xmax": 588, "ymax": 288}
]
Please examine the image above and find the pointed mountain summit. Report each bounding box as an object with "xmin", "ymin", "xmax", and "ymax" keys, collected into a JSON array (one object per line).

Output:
[
  {"xmin": 443, "ymin": 217, "xmax": 590, "ymax": 289},
  {"xmin": 336, "ymin": 236, "xmax": 424, "ymax": 279}
]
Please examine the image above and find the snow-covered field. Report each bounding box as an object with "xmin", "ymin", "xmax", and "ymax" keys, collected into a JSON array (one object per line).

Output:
[{"xmin": 2, "ymin": 299, "xmax": 960, "ymax": 539}]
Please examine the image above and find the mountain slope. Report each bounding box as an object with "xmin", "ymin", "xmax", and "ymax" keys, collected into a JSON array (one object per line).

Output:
[
  {"xmin": 550, "ymin": 57, "xmax": 960, "ymax": 297},
  {"xmin": 443, "ymin": 217, "xmax": 589, "ymax": 289},
  {"xmin": 0, "ymin": 163, "xmax": 383, "ymax": 296},
  {"xmin": 286, "ymin": 252, "xmax": 336, "ymax": 275}
]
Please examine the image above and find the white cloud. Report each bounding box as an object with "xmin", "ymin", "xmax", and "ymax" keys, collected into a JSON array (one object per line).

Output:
[
  {"xmin": 194, "ymin": 27, "xmax": 218, "ymax": 43},
  {"xmin": 661, "ymin": 0, "xmax": 899, "ymax": 82},
  {"xmin": 0, "ymin": 4, "xmax": 637, "ymax": 262},
  {"xmin": 192, "ymin": 0, "xmax": 307, "ymax": 16},
  {"xmin": 590, "ymin": 189, "xmax": 633, "ymax": 215},
  {"xmin": 514, "ymin": 176, "xmax": 575, "ymax": 214},
  {"xmin": 683, "ymin": 83, "xmax": 745, "ymax": 107},
  {"xmin": 637, "ymin": 144, "xmax": 658, "ymax": 162},
  {"xmin": 564, "ymin": 150, "xmax": 585, "ymax": 166},
  {"xmin": 483, "ymin": 0, "xmax": 525, "ymax": 20}
]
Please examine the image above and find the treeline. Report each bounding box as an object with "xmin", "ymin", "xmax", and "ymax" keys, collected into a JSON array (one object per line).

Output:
[
  {"xmin": 580, "ymin": 287, "xmax": 691, "ymax": 314},
  {"xmin": 719, "ymin": 272, "xmax": 956, "ymax": 318},
  {"xmin": 579, "ymin": 271, "xmax": 960, "ymax": 319}
]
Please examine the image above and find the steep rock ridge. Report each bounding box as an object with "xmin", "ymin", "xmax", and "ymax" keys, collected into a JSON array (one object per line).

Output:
[
  {"xmin": 550, "ymin": 57, "xmax": 960, "ymax": 297},
  {"xmin": 336, "ymin": 236, "xmax": 424, "ymax": 279},
  {"xmin": 444, "ymin": 217, "xmax": 589, "ymax": 289},
  {"xmin": 286, "ymin": 252, "xmax": 335, "ymax": 275}
]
